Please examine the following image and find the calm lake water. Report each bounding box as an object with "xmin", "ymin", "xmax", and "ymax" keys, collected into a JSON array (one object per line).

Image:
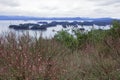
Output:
[{"xmin": 0, "ymin": 20, "xmax": 111, "ymax": 38}]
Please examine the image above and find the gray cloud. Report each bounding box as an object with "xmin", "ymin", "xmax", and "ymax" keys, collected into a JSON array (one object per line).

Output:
[
  {"xmin": 94, "ymin": 8, "xmax": 111, "ymax": 14},
  {"xmin": 0, "ymin": 0, "xmax": 120, "ymax": 18},
  {"xmin": 89, "ymin": 0, "xmax": 120, "ymax": 6},
  {"xmin": 99, "ymin": 0, "xmax": 120, "ymax": 6},
  {"xmin": 39, "ymin": 6, "xmax": 59, "ymax": 11},
  {"xmin": 0, "ymin": 0, "xmax": 19, "ymax": 7},
  {"xmin": 114, "ymin": 3, "xmax": 120, "ymax": 7}
]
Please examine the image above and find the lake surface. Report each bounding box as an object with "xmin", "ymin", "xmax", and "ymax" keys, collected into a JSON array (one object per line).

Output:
[{"xmin": 0, "ymin": 20, "xmax": 111, "ymax": 38}]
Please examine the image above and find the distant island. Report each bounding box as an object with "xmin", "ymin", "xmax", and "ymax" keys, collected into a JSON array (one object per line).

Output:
[{"xmin": 1, "ymin": 15, "xmax": 119, "ymax": 31}]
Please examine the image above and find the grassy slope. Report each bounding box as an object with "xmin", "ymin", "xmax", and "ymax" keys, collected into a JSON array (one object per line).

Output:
[{"xmin": 0, "ymin": 21, "xmax": 120, "ymax": 80}]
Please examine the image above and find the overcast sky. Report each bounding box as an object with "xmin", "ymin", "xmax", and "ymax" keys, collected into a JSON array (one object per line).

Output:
[{"xmin": 0, "ymin": 0, "xmax": 120, "ymax": 18}]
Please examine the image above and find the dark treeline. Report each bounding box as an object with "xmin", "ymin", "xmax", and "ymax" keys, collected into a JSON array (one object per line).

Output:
[{"xmin": 9, "ymin": 19, "xmax": 115, "ymax": 30}]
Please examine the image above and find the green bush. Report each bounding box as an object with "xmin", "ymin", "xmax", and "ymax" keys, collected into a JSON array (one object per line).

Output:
[
  {"xmin": 54, "ymin": 30, "xmax": 77, "ymax": 51},
  {"xmin": 108, "ymin": 20, "xmax": 120, "ymax": 38}
]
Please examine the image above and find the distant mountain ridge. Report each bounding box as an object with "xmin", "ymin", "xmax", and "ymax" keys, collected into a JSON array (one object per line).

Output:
[{"xmin": 0, "ymin": 15, "xmax": 118, "ymax": 21}]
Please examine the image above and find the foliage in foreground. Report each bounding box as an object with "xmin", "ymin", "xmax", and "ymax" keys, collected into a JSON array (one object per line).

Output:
[{"xmin": 0, "ymin": 20, "xmax": 120, "ymax": 80}]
